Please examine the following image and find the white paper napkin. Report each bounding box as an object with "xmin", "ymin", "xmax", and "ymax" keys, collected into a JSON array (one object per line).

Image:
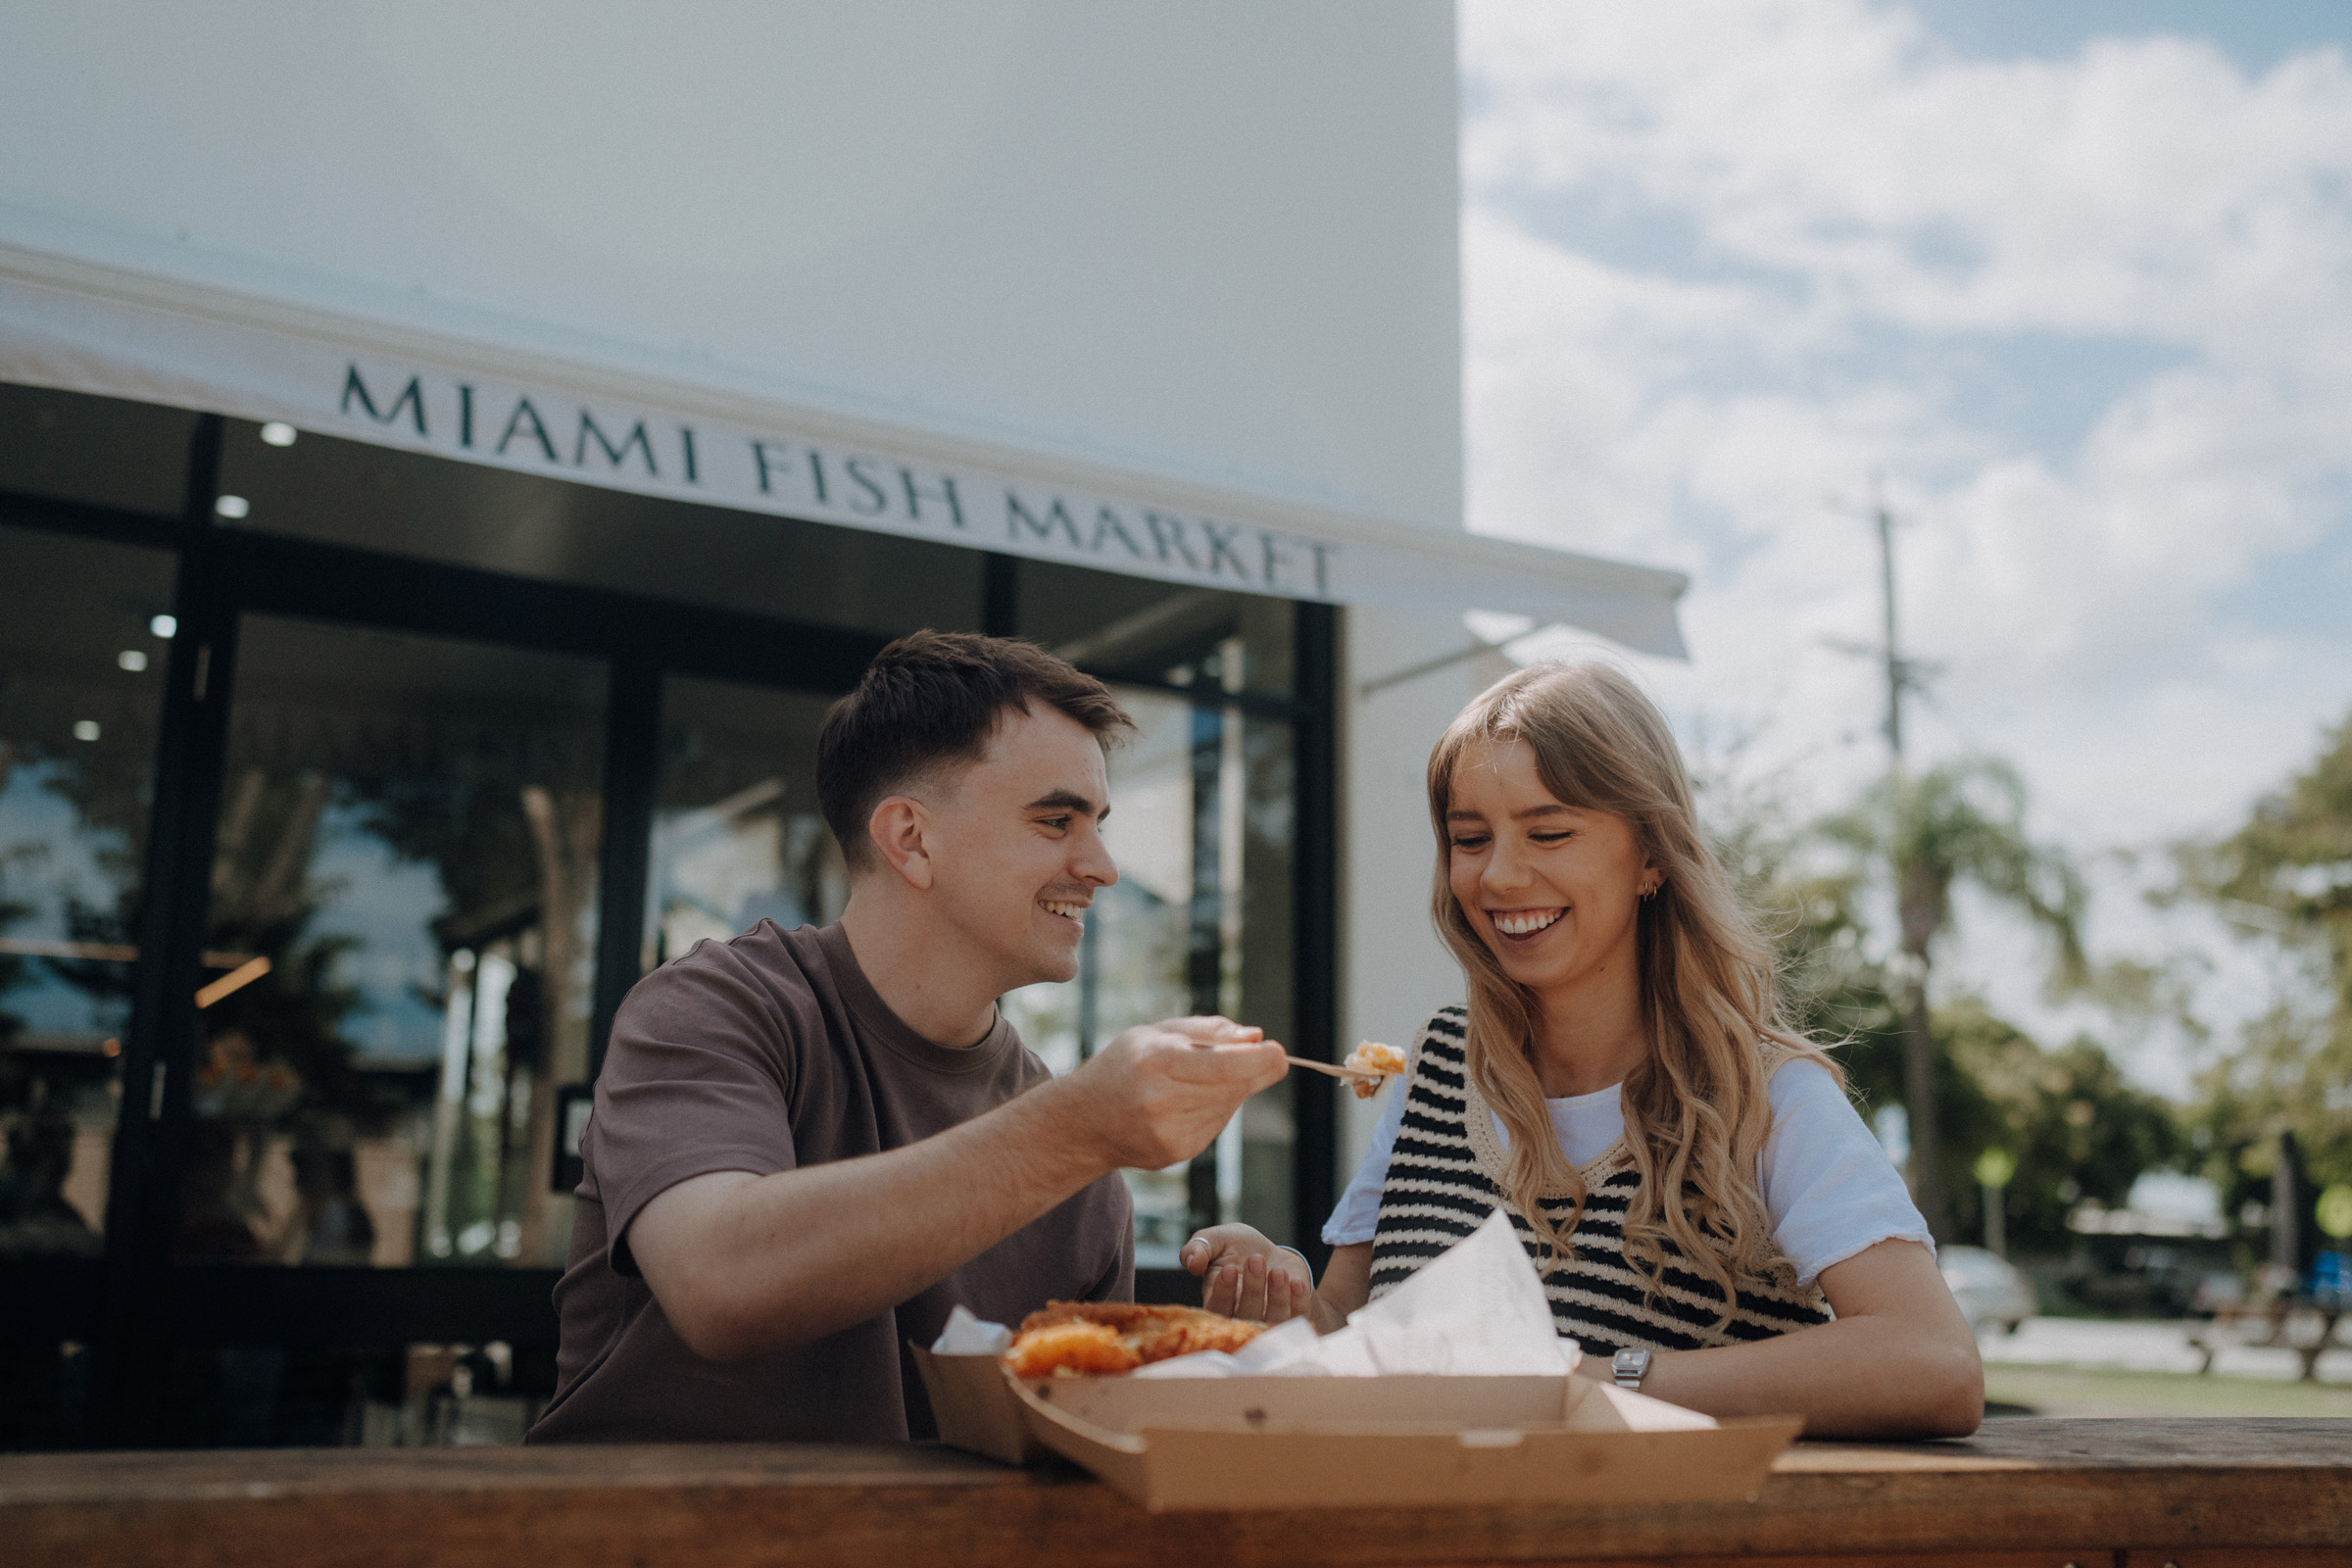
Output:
[
  {"xmin": 1144, "ymin": 1207, "xmax": 1582, "ymax": 1378},
  {"xmin": 931, "ymin": 1303, "xmax": 1012, "ymax": 1355}
]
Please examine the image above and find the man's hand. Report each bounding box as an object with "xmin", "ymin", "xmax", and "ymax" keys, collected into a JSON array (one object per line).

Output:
[
  {"xmin": 1055, "ymin": 1016, "xmax": 1288, "ymax": 1172},
  {"xmin": 1181, "ymin": 1223, "xmax": 1313, "ymax": 1324}
]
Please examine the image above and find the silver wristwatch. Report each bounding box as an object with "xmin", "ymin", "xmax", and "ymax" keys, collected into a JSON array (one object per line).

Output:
[{"xmin": 1611, "ymin": 1348, "xmax": 1650, "ymax": 1391}]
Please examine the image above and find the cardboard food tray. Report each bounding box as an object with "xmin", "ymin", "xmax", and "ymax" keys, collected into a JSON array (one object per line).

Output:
[{"xmin": 913, "ymin": 1347, "xmax": 1800, "ymax": 1512}]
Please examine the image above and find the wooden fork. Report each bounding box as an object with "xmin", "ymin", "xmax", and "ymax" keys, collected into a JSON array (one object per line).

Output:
[{"xmin": 1284, "ymin": 1054, "xmax": 1389, "ymax": 1081}]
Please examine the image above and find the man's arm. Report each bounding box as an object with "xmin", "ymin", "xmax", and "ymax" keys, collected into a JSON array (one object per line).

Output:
[{"xmin": 628, "ymin": 1016, "xmax": 1285, "ymax": 1362}]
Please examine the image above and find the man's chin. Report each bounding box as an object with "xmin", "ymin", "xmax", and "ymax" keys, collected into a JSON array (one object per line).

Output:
[{"xmin": 1012, "ymin": 937, "xmax": 1083, "ymax": 988}]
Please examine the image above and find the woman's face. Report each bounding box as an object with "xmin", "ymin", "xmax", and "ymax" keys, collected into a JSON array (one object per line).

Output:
[{"xmin": 1445, "ymin": 738, "xmax": 1656, "ymax": 998}]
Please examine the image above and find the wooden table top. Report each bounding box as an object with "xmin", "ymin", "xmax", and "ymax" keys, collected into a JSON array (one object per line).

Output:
[{"xmin": 7, "ymin": 1418, "xmax": 2349, "ymax": 1568}]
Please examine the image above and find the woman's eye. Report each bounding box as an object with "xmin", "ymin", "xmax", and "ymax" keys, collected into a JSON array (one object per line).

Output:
[
  {"xmin": 1449, "ymin": 835, "xmax": 1489, "ymax": 851},
  {"xmin": 1530, "ymin": 831, "xmax": 1571, "ymax": 844}
]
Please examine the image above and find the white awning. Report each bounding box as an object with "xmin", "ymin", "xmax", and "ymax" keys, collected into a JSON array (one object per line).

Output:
[{"xmin": 0, "ymin": 235, "xmax": 1690, "ymax": 659}]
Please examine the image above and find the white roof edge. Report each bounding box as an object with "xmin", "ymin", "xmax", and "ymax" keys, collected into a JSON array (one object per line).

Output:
[{"xmin": 0, "ymin": 223, "xmax": 1691, "ymax": 657}]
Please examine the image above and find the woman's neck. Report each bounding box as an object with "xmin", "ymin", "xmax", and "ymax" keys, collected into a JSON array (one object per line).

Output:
[{"xmin": 1527, "ymin": 959, "xmax": 1648, "ymax": 1099}]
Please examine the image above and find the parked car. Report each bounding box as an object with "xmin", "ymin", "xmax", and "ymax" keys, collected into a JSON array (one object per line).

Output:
[{"xmin": 1939, "ymin": 1245, "xmax": 2035, "ymax": 1335}]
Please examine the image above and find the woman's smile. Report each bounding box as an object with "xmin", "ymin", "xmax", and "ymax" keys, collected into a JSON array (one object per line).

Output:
[{"xmin": 1490, "ymin": 906, "xmax": 1565, "ymax": 940}]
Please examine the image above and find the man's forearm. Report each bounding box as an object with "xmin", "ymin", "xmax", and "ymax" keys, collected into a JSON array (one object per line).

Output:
[{"xmin": 637, "ymin": 1076, "xmax": 1112, "ymax": 1360}]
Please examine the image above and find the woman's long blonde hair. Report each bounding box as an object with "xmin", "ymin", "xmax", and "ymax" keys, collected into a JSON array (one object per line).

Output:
[{"xmin": 1427, "ymin": 662, "xmax": 1838, "ymax": 1319}]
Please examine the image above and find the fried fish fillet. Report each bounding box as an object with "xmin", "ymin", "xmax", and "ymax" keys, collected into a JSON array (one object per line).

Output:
[
  {"xmin": 1002, "ymin": 1301, "xmax": 1266, "ymax": 1377},
  {"xmin": 1344, "ymin": 1040, "xmax": 1406, "ymax": 1099}
]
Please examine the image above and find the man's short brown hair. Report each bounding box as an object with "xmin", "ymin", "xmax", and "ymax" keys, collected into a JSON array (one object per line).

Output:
[{"xmin": 817, "ymin": 630, "xmax": 1135, "ymax": 870}]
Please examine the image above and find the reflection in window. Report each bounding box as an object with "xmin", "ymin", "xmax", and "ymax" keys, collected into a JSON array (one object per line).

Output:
[
  {"xmin": 0, "ymin": 525, "xmax": 176, "ymax": 1259},
  {"xmin": 646, "ymin": 678, "xmax": 845, "ymax": 974},
  {"xmin": 187, "ymin": 618, "xmax": 606, "ymax": 1269},
  {"xmin": 999, "ymin": 659, "xmax": 1298, "ymax": 1263}
]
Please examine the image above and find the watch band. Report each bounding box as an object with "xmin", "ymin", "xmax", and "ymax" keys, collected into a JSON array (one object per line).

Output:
[{"xmin": 1611, "ymin": 1348, "xmax": 1651, "ymax": 1391}]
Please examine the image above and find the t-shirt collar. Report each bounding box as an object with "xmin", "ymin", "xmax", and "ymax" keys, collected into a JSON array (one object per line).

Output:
[{"xmin": 814, "ymin": 921, "xmax": 1018, "ymax": 1073}]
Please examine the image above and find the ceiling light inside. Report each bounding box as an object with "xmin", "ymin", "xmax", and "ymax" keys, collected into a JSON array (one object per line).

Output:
[
  {"xmin": 73, "ymin": 720, "xmax": 101, "ymax": 742},
  {"xmin": 118, "ymin": 650, "xmax": 148, "ymax": 672},
  {"xmin": 150, "ymin": 614, "xmax": 177, "ymax": 639},
  {"xmin": 260, "ymin": 421, "xmax": 297, "ymax": 447},
  {"xmin": 214, "ymin": 495, "xmax": 250, "ymax": 519}
]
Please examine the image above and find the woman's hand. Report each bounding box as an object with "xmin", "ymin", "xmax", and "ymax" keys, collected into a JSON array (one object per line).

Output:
[{"xmin": 1180, "ymin": 1224, "xmax": 1314, "ymax": 1324}]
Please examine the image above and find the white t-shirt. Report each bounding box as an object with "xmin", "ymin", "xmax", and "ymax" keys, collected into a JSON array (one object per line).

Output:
[{"xmin": 1322, "ymin": 1054, "xmax": 1932, "ymax": 1288}]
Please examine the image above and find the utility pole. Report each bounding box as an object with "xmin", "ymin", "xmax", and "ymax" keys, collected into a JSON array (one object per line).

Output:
[
  {"xmin": 1835, "ymin": 480, "xmax": 1950, "ymax": 1239},
  {"xmin": 1874, "ymin": 486, "xmax": 1904, "ymax": 763}
]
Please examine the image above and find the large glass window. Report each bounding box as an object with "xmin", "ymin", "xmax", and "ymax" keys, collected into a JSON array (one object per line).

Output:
[
  {"xmin": 645, "ymin": 677, "xmax": 846, "ymax": 975},
  {"xmin": 1003, "ymin": 564, "xmax": 1302, "ymax": 1262},
  {"xmin": 0, "ymin": 524, "xmax": 177, "ymax": 1258},
  {"xmin": 182, "ymin": 617, "xmax": 607, "ymax": 1269}
]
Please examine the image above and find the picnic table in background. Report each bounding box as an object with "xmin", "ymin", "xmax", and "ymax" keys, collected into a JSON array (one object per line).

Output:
[
  {"xmin": 2188, "ymin": 1295, "xmax": 2349, "ymax": 1381},
  {"xmin": 7, "ymin": 1417, "xmax": 2350, "ymax": 1567}
]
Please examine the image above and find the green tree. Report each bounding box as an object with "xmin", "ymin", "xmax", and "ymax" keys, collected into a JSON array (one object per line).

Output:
[
  {"xmin": 1940, "ymin": 999, "xmax": 2181, "ymax": 1251},
  {"xmin": 1823, "ymin": 759, "xmax": 2086, "ymax": 1241},
  {"xmin": 2177, "ymin": 710, "xmax": 2352, "ymax": 1200}
]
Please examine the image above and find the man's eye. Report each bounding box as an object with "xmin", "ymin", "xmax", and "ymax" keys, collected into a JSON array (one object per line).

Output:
[{"xmin": 1039, "ymin": 815, "xmax": 1071, "ymax": 831}]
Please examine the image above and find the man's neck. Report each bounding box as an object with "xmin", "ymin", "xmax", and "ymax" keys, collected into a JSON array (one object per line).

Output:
[{"xmin": 836, "ymin": 890, "xmax": 1004, "ymax": 1049}]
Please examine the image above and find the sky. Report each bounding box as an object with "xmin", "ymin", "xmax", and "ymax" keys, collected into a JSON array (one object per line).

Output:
[{"xmin": 1459, "ymin": 0, "xmax": 2352, "ymax": 1096}]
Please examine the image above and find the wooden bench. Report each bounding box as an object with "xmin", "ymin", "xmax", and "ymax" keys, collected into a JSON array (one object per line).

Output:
[
  {"xmin": 6, "ymin": 1417, "xmax": 2350, "ymax": 1567},
  {"xmin": 2187, "ymin": 1298, "xmax": 2347, "ymax": 1381}
]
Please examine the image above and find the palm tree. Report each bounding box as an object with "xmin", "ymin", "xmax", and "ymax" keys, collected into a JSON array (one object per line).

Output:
[{"xmin": 1826, "ymin": 759, "xmax": 2085, "ymax": 1239}]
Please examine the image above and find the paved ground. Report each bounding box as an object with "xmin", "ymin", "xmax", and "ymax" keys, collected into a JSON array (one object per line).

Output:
[{"xmin": 1977, "ymin": 1317, "xmax": 2352, "ymax": 1418}]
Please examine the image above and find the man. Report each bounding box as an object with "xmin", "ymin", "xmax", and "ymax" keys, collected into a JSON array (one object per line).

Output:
[{"xmin": 529, "ymin": 631, "xmax": 1287, "ymax": 1444}]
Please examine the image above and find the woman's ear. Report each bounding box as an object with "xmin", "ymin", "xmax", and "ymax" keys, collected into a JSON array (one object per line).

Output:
[{"xmin": 865, "ymin": 796, "xmax": 934, "ymax": 890}]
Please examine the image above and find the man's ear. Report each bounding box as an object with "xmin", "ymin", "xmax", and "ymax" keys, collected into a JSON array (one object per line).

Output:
[{"xmin": 865, "ymin": 796, "xmax": 934, "ymax": 890}]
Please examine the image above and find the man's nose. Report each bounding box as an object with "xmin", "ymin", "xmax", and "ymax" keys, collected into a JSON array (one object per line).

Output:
[{"xmin": 1073, "ymin": 822, "xmax": 1118, "ymax": 887}]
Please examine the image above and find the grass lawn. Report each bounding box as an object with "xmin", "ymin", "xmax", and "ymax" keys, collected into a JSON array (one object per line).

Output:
[{"xmin": 1984, "ymin": 1363, "xmax": 2352, "ymax": 1419}]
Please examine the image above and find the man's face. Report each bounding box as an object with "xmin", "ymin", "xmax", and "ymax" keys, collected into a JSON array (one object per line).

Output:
[{"xmin": 916, "ymin": 704, "xmax": 1117, "ymax": 989}]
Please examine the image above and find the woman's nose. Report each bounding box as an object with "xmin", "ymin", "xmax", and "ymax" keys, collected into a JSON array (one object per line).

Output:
[{"xmin": 1482, "ymin": 839, "xmax": 1531, "ymax": 892}]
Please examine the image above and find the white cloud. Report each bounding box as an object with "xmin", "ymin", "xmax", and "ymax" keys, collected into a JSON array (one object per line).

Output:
[{"xmin": 1462, "ymin": 0, "xmax": 2352, "ymax": 1085}]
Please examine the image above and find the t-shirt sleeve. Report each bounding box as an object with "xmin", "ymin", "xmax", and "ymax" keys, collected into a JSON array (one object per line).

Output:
[
  {"xmin": 1320, "ymin": 1066, "xmax": 1409, "ymax": 1247},
  {"xmin": 1084, "ymin": 1206, "xmax": 1138, "ymax": 1304},
  {"xmin": 1760, "ymin": 1057, "xmax": 1936, "ymax": 1286},
  {"xmin": 588, "ymin": 948, "xmax": 802, "ymax": 1276}
]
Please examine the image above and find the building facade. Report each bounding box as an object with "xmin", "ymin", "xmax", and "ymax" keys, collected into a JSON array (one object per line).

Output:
[{"xmin": 0, "ymin": 3, "xmax": 1682, "ymax": 1447}]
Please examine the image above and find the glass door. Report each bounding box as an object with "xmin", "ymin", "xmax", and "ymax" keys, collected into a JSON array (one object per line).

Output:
[
  {"xmin": 178, "ymin": 615, "xmax": 608, "ymax": 1271},
  {"xmin": 0, "ymin": 524, "xmax": 178, "ymax": 1269}
]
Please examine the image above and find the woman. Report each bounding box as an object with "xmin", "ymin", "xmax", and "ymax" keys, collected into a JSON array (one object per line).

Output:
[{"xmin": 1184, "ymin": 662, "xmax": 1981, "ymax": 1439}]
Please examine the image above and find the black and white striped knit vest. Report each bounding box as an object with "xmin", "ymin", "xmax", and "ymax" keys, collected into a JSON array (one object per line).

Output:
[{"xmin": 1368, "ymin": 1005, "xmax": 1834, "ymax": 1354}]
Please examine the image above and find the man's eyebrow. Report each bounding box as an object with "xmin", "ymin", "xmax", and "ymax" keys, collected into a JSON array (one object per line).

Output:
[{"xmin": 1026, "ymin": 788, "xmax": 1109, "ymax": 821}]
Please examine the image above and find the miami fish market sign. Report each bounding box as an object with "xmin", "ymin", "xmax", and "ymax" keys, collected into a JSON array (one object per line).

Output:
[{"xmin": 337, "ymin": 361, "xmax": 1337, "ymax": 599}]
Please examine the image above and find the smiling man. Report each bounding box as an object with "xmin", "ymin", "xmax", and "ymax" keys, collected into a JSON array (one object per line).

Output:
[{"xmin": 529, "ymin": 631, "xmax": 1288, "ymax": 1445}]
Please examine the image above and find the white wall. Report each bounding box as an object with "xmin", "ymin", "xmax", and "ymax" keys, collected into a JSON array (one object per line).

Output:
[{"xmin": 0, "ymin": 2, "xmax": 1461, "ymax": 532}]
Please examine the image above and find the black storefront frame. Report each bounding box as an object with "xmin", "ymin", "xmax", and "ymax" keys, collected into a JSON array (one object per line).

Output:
[{"xmin": 0, "ymin": 416, "xmax": 1339, "ymax": 1449}]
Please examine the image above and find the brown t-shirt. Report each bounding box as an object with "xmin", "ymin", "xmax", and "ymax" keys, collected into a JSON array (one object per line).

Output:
[{"xmin": 527, "ymin": 921, "xmax": 1133, "ymax": 1445}]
